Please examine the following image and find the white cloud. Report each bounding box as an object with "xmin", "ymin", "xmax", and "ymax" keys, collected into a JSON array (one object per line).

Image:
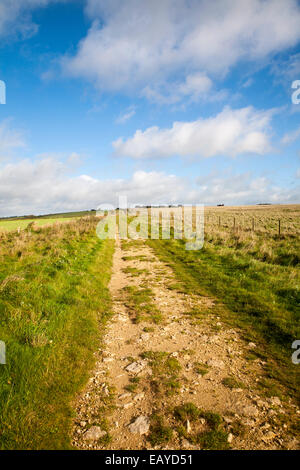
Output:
[
  {"xmin": 196, "ymin": 172, "xmax": 300, "ymax": 205},
  {"xmin": 0, "ymin": 158, "xmax": 298, "ymax": 217},
  {"xmin": 196, "ymin": 173, "xmax": 271, "ymax": 204},
  {"xmin": 281, "ymin": 126, "xmax": 300, "ymax": 145},
  {"xmin": 177, "ymin": 73, "xmax": 212, "ymax": 98},
  {"xmin": 272, "ymin": 52, "xmax": 300, "ymax": 87},
  {"xmin": 62, "ymin": 0, "xmax": 300, "ymax": 102},
  {"xmin": 0, "ymin": 158, "xmax": 300, "ymax": 216},
  {"xmin": 296, "ymin": 168, "xmax": 300, "ymax": 178},
  {"xmin": 0, "ymin": 0, "xmax": 64, "ymax": 39},
  {"xmin": 0, "ymin": 120, "xmax": 25, "ymax": 158},
  {"xmin": 0, "ymin": 159, "xmax": 185, "ymax": 216},
  {"xmin": 116, "ymin": 106, "xmax": 136, "ymax": 124},
  {"xmin": 142, "ymin": 73, "xmax": 216, "ymax": 105},
  {"xmin": 242, "ymin": 78, "xmax": 254, "ymax": 89},
  {"xmin": 113, "ymin": 106, "xmax": 273, "ymax": 159}
]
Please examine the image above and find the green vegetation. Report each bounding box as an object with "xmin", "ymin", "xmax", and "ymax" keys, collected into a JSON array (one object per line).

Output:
[
  {"xmin": 0, "ymin": 209, "xmax": 97, "ymax": 232},
  {"xmin": 194, "ymin": 361, "xmax": 210, "ymax": 376},
  {"xmin": 0, "ymin": 217, "xmax": 114, "ymax": 449},
  {"xmin": 140, "ymin": 350, "xmax": 181, "ymax": 396},
  {"xmin": 125, "ymin": 377, "xmax": 140, "ymax": 393},
  {"xmin": 174, "ymin": 402, "xmax": 201, "ymax": 422},
  {"xmin": 122, "ymin": 266, "xmax": 149, "ymax": 277},
  {"xmin": 123, "ymin": 286, "xmax": 162, "ymax": 323},
  {"xmin": 143, "ymin": 326, "xmax": 155, "ymax": 333},
  {"xmin": 0, "ymin": 217, "xmax": 77, "ymax": 232},
  {"xmin": 174, "ymin": 402, "xmax": 229, "ymax": 450},
  {"xmin": 222, "ymin": 377, "xmax": 245, "ymax": 389},
  {"xmin": 148, "ymin": 414, "xmax": 173, "ymax": 446}
]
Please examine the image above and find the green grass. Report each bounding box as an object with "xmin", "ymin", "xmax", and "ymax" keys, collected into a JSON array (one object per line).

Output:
[
  {"xmin": 125, "ymin": 377, "xmax": 140, "ymax": 393},
  {"xmin": 222, "ymin": 377, "xmax": 245, "ymax": 389},
  {"xmin": 140, "ymin": 350, "xmax": 182, "ymax": 396},
  {"xmin": 0, "ymin": 217, "xmax": 80, "ymax": 232},
  {"xmin": 194, "ymin": 362, "xmax": 210, "ymax": 376},
  {"xmin": 0, "ymin": 218, "xmax": 114, "ymax": 449},
  {"xmin": 122, "ymin": 266, "xmax": 149, "ymax": 277},
  {"xmin": 174, "ymin": 402, "xmax": 201, "ymax": 422},
  {"xmin": 174, "ymin": 402, "xmax": 229, "ymax": 450},
  {"xmin": 148, "ymin": 414, "xmax": 173, "ymax": 446},
  {"xmin": 123, "ymin": 286, "xmax": 163, "ymax": 323}
]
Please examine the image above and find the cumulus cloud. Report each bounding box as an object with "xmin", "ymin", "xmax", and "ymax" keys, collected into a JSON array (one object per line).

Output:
[
  {"xmin": 62, "ymin": 0, "xmax": 300, "ymax": 102},
  {"xmin": 0, "ymin": 157, "xmax": 298, "ymax": 217},
  {"xmin": 0, "ymin": 158, "xmax": 185, "ymax": 216},
  {"xmin": 113, "ymin": 106, "xmax": 274, "ymax": 160}
]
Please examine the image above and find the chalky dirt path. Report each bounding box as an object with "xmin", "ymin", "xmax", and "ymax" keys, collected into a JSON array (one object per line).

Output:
[{"xmin": 72, "ymin": 234, "xmax": 299, "ymax": 450}]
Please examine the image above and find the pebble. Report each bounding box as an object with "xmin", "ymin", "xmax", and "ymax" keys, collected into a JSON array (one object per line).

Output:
[
  {"xmin": 123, "ymin": 402, "xmax": 134, "ymax": 409},
  {"xmin": 206, "ymin": 359, "xmax": 225, "ymax": 369},
  {"xmin": 187, "ymin": 420, "xmax": 191, "ymax": 433},
  {"xmin": 119, "ymin": 393, "xmax": 131, "ymax": 400},
  {"xmin": 270, "ymin": 397, "xmax": 281, "ymax": 406},
  {"xmin": 134, "ymin": 392, "xmax": 145, "ymax": 402},
  {"xmin": 128, "ymin": 416, "xmax": 150, "ymax": 435},
  {"xmin": 126, "ymin": 361, "xmax": 147, "ymax": 374},
  {"xmin": 83, "ymin": 426, "xmax": 106, "ymax": 441}
]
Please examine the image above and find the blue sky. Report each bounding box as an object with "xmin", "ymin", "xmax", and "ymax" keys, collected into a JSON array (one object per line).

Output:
[{"xmin": 0, "ymin": 0, "xmax": 300, "ymax": 216}]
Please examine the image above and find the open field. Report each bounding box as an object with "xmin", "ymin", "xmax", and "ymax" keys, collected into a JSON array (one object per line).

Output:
[
  {"xmin": 0, "ymin": 217, "xmax": 79, "ymax": 232},
  {"xmin": 0, "ymin": 205, "xmax": 299, "ymax": 450},
  {"xmin": 205, "ymin": 204, "xmax": 300, "ymax": 238},
  {"xmin": 0, "ymin": 210, "xmax": 97, "ymax": 232}
]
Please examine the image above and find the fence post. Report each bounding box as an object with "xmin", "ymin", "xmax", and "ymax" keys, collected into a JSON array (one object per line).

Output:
[
  {"xmin": 233, "ymin": 217, "xmax": 236, "ymax": 230},
  {"xmin": 218, "ymin": 216, "xmax": 221, "ymax": 227},
  {"xmin": 252, "ymin": 217, "xmax": 254, "ymax": 232},
  {"xmin": 278, "ymin": 219, "xmax": 281, "ymax": 236}
]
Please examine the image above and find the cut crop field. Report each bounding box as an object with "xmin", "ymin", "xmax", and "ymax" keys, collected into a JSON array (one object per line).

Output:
[{"xmin": 0, "ymin": 205, "xmax": 299, "ymax": 450}]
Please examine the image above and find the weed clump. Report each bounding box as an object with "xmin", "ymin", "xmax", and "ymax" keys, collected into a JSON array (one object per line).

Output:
[
  {"xmin": 148, "ymin": 415, "xmax": 173, "ymax": 446},
  {"xmin": 140, "ymin": 350, "xmax": 181, "ymax": 396},
  {"xmin": 222, "ymin": 377, "xmax": 244, "ymax": 389},
  {"xmin": 174, "ymin": 402, "xmax": 229, "ymax": 450}
]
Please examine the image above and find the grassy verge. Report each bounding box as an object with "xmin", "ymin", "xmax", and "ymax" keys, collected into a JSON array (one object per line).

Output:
[
  {"xmin": 148, "ymin": 237, "xmax": 299, "ymax": 402},
  {"xmin": 0, "ymin": 218, "xmax": 114, "ymax": 449}
]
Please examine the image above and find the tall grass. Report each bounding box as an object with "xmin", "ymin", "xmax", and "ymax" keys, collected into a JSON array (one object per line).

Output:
[{"xmin": 0, "ymin": 217, "xmax": 114, "ymax": 449}]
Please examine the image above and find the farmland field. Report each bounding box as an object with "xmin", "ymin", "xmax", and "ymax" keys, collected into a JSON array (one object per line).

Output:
[
  {"xmin": 0, "ymin": 205, "xmax": 299, "ymax": 450},
  {"xmin": 0, "ymin": 217, "xmax": 78, "ymax": 232}
]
